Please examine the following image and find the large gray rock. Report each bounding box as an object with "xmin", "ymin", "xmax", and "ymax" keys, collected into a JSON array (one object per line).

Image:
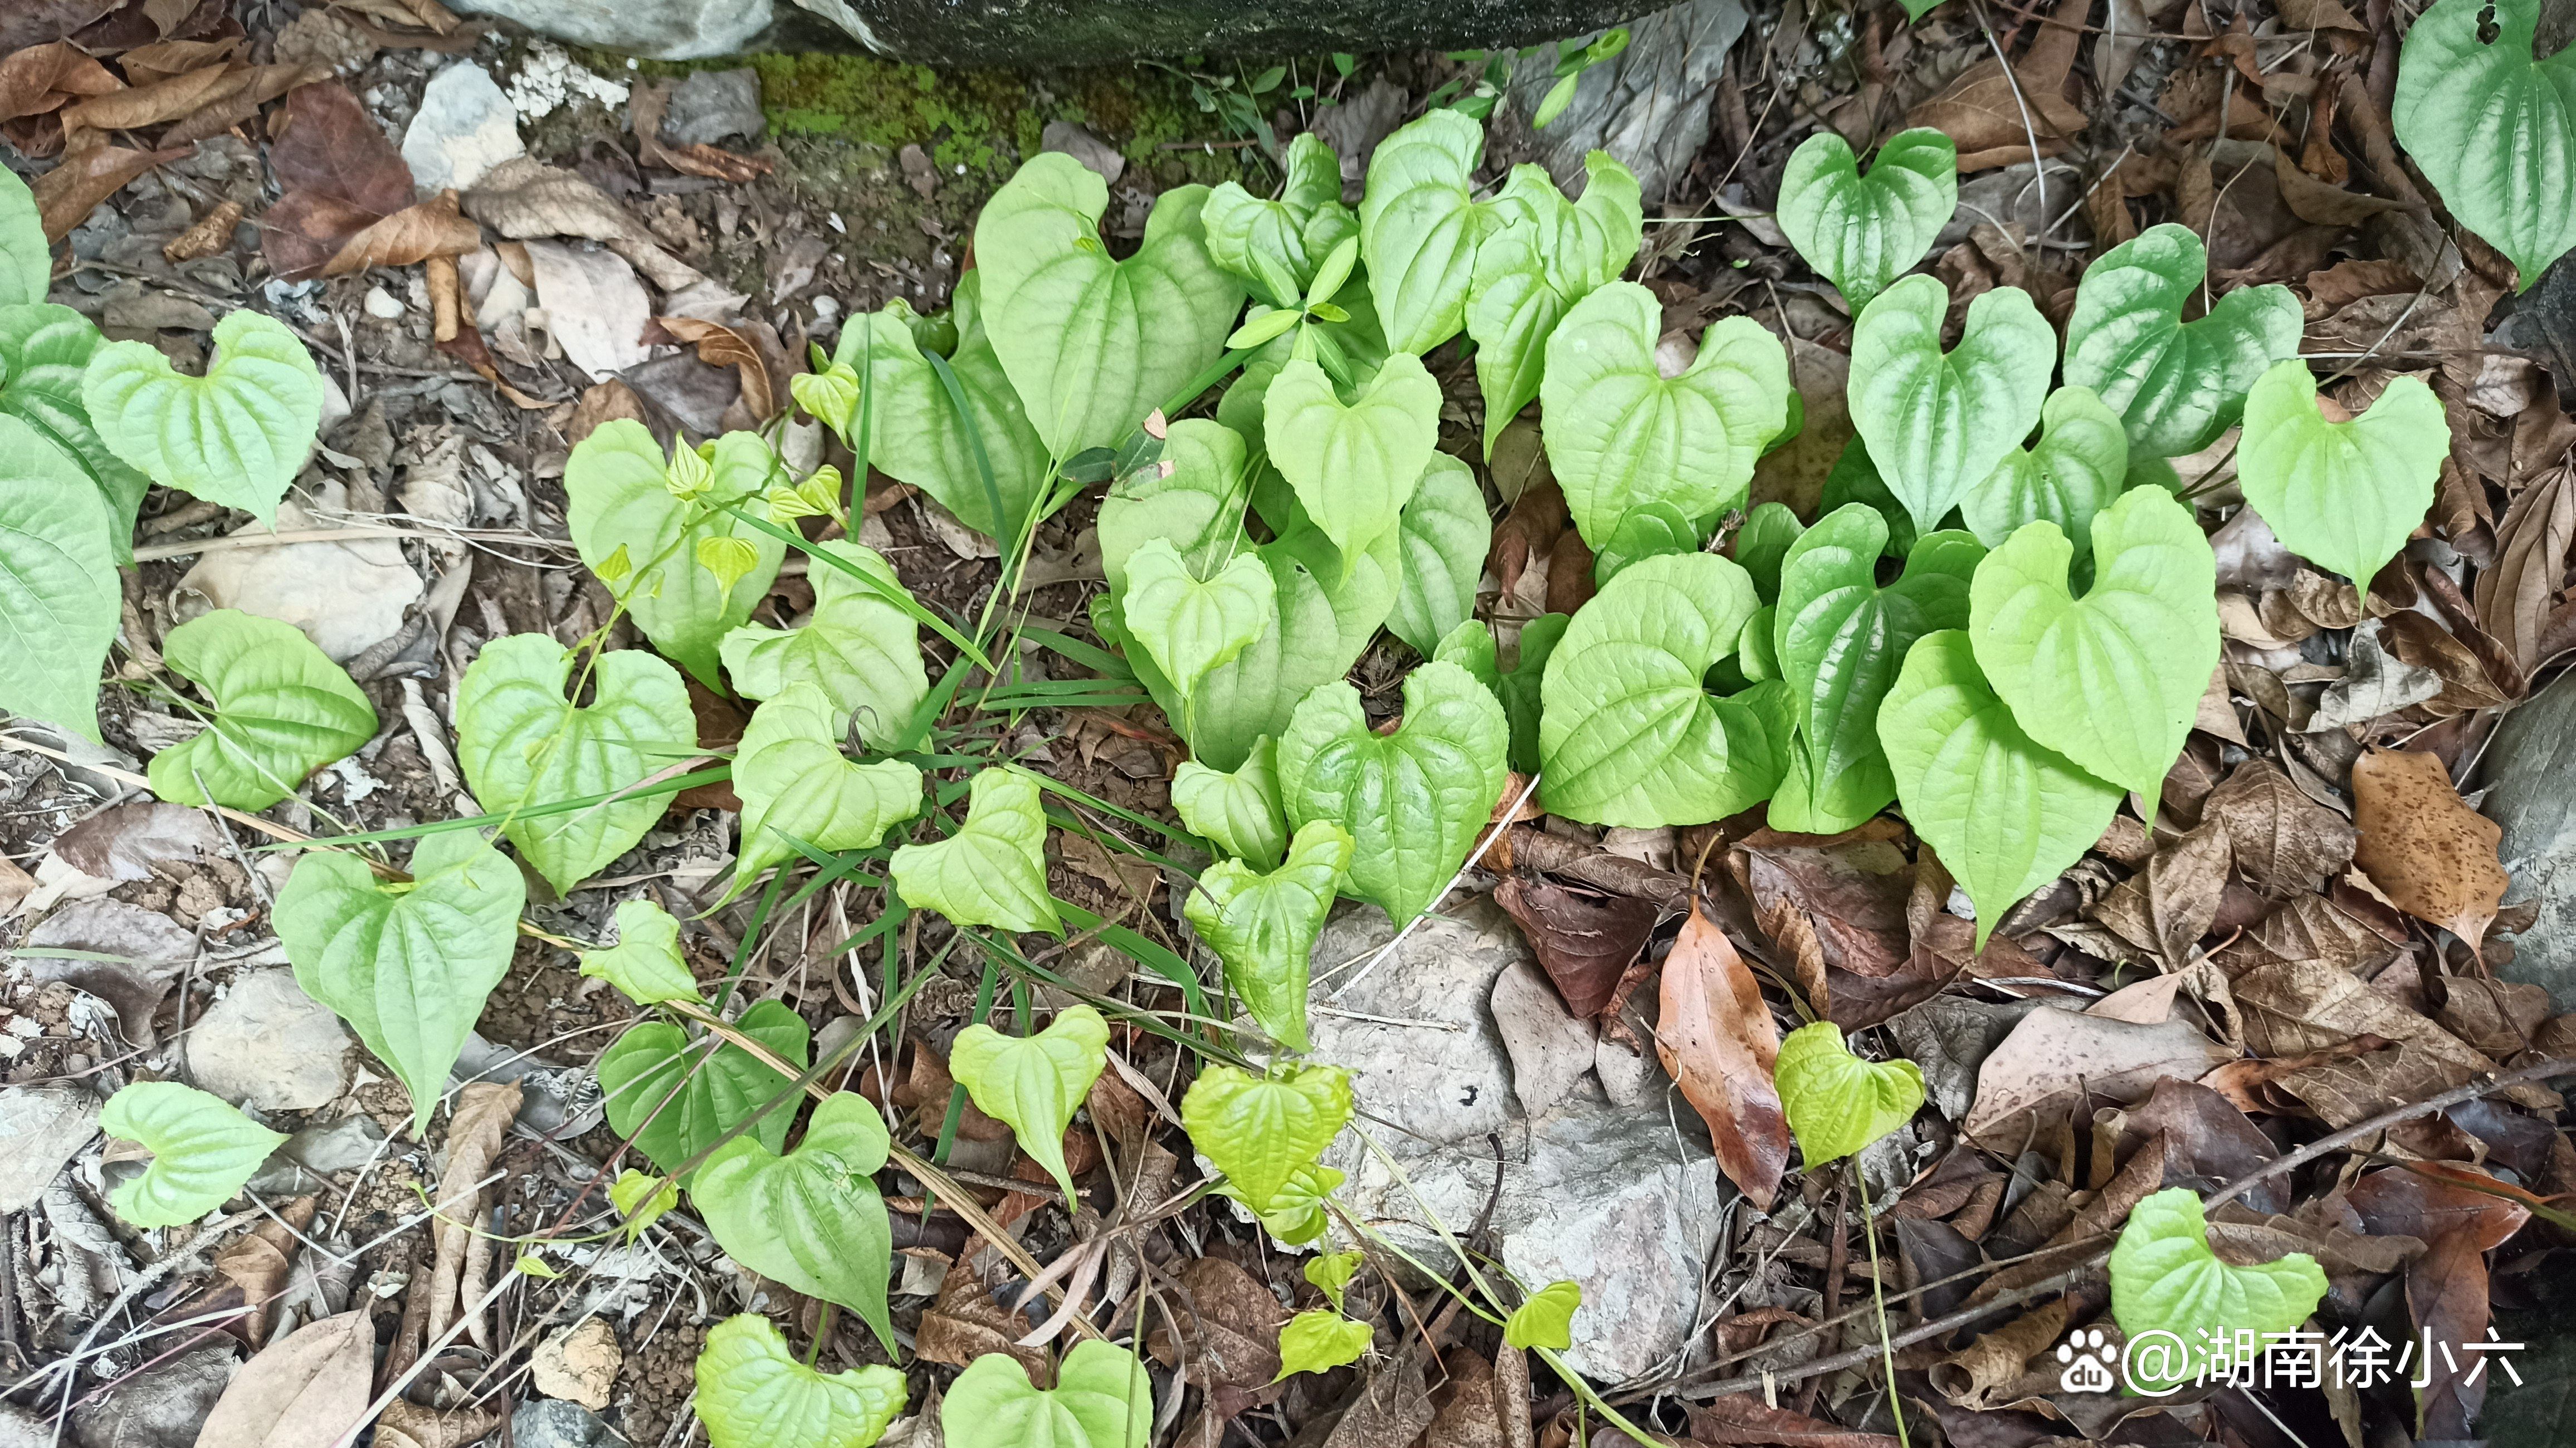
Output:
[
  {"xmin": 0, "ymin": 1087, "xmax": 99, "ymax": 1214},
  {"xmin": 2483, "ymin": 671, "xmax": 2576, "ymax": 1009},
  {"xmin": 1503, "ymin": 0, "xmax": 1748, "ymax": 203}
]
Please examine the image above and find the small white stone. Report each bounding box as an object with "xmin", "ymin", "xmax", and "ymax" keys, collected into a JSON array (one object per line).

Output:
[
  {"xmin": 402, "ymin": 63, "xmax": 526, "ymax": 194},
  {"xmin": 362, "ymin": 285, "xmax": 404, "ymax": 319}
]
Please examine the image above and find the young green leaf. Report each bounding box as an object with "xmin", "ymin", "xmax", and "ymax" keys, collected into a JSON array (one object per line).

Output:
[
  {"xmin": 2236, "ymin": 359, "xmax": 2447, "ymax": 586},
  {"xmin": 1848, "ymin": 276, "xmax": 2053, "ymax": 534},
  {"xmin": 975, "ymin": 154, "xmax": 1242, "ymax": 455},
  {"xmin": 1498, "ymin": 614, "xmax": 1567, "ymax": 776},
  {"xmin": 598, "ymin": 1000, "xmax": 809, "ymax": 1179},
  {"xmin": 1465, "ymin": 154, "xmax": 1646, "ymax": 455},
  {"xmin": 1231, "ymin": 1160, "xmax": 1345, "ymax": 1245},
  {"xmin": 1774, "ymin": 128, "xmax": 1957, "ymax": 311},
  {"xmin": 2395, "ymin": 0, "xmax": 2576, "ymax": 286},
  {"xmin": 1968, "ymin": 484, "xmax": 2218, "ymax": 813},
  {"xmin": 2108, "ymin": 1188, "xmax": 2328, "ymax": 1392},
  {"xmin": 0, "ymin": 169, "xmax": 45, "ymax": 308},
  {"xmin": 1172, "ymin": 736, "xmax": 1287, "ymax": 870},
  {"xmin": 731, "ymin": 683, "xmax": 924, "ymax": 898},
  {"xmin": 1434, "ymin": 617, "xmax": 1499, "ymax": 691},
  {"xmin": 695, "ymin": 1314, "xmax": 906, "ymax": 1448},
  {"xmin": 1962, "ymin": 385, "xmax": 2132, "ymax": 556},
  {"xmin": 564, "ymin": 422, "xmax": 785, "ymax": 688},
  {"xmin": 1276, "ymin": 1312, "xmax": 1372, "ymax": 1378},
  {"xmin": 1772, "ymin": 1022, "xmax": 1925, "ymax": 1165},
  {"xmin": 1202, "ymin": 132, "xmax": 1358, "ymax": 307},
  {"xmin": 1097, "ymin": 418, "xmax": 1254, "ymax": 592},
  {"xmin": 1184, "ymin": 820, "xmax": 1353, "ymax": 1053},
  {"xmin": 1359, "ymin": 110, "xmax": 1506, "ymax": 354},
  {"xmin": 610, "ymin": 1169, "xmax": 680, "ymax": 1240},
  {"xmin": 81, "ymin": 311, "xmax": 322, "ymax": 524},
  {"xmin": 0, "ymin": 302, "xmax": 147, "ymax": 554},
  {"xmin": 695, "ymin": 1093, "xmax": 902, "ymax": 1353},
  {"xmin": 1304, "ymin": 1251, "xmax": 1364, "ymax": 1311},
  {"xmin": 1263, "ymin": 353, "xmax": 1442, "ymax": 564},
  {"xmin": 1121, "ymin": 537, "xmax": 1278, "ymax": 721},
  {"xmin": 1180, "ymin": 1061, "xmax": 1353, "ymax": 1208},
  {"xmin": 1388, "ymin": 454, "xmax": 1491, "ymax": 655},
  {"xmin": 719, "ymin": 540, "xmax": 926, "ymax": 744},
  {"xmin": 1502, "ymin": 1280, "xmax": 1581, "ymax": 1352},
  {"xmin": 948, "ymin": 1004, "xmax": 1111, "ymax": 1204},
  {"xmin": 455, "ymin": 632, "xmax": 694, "ymax": 893},
  {"xmin": 579, "ymin": 900, "xmax": 701, "ymax": 1007},
  {"xmin": 1732, "ymin": 501, "xmax": 1807, "ymax": 604},
  {"xmin": 0, "ymin": 420, "xmax": 130, "ymax": 745},
  {"xmin": 2061, "ymin": 224, "xmax": 2304, "ymax": 457},
  {"xmin": 889, "ymin": 766, "xmax": 1060, "ymax": 936},
  {"xmin": 1878, "ymin": 631, "xmax": 2123, "ymax": 944},
  {"xmin": 1538, "ymin": 552, "xmax": 1792, "ymax": 826},
  {"xmin": 1541, "ymin": 282, "xmax": 1790, "ymax": 551},
  {"xmin": 147, "ymin": 610, "xmax": 377, "ymax": 811},
  {"xmin": 99, "ymin": 1082, "xmax": 286, "ymax": 1227},
  {"xmin": 944, "ymin": 1339, "xmax": 1153, "ymax": 1448},
  {"xmin": 276, "ymin": 830, "xmax": 523, "ymax": 1134},
  {"xmin": 1279, "ymin": 661, "xmax": 1507, "ymax": 924}
]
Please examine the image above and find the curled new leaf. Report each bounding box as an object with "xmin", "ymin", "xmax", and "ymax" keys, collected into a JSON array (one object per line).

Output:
[
  {"xmin": 148, "ymin": 610, "xmax": 377, "ymax": 811},
  {"xmin": 948, "ymin": 1005, "xmax": 1111, "ymax": 1205},
  {"xmin": 610, "ymin": 1170, "xmax": 680, "ymax": 1240},
  {"xmin": 2109, "ymin": 1188, "xmax": 2328, "ymax": 1392},
  {"xmin": 730, "ymin": 683, "xmax": 924, "ymax": 901},
  {"xmin": 1773, "ymin": 1022, "xmax": 1925, "ymax": 1165},
  {"xmin": 944, "ymin": 1339, "xmax": 1153, "ymax": 1448},
  {"xmin": 1775, "ymin": 128, "xmax": 1957, "ymax": 311},
  {"xmin": 81, "ymin": 310, "xmax": 323, "ymax": 524},
  {"xmin": 889, "ymin": 766, "xmax": 1060, "ymax": 936},
  {"xmin": 2061, "ymin": 224, "xmax": 2303, "ymax": 458},
  {"xmin": 564, "ymin": 422, "xmax": 785, "ymax": 688},
  {"xmin": 579, "ymin": 899, "xmax": 702, "ymax": 1007},
  {"xmin": 100, "ymin": 1082, "xmax": 286, "ymax": 1227},
  {"xmin": 1202, "ymin": 133, "xmax": 1357, "ymax": 307},
  {"xmin": 694, "ymin": 1094, "xmax": 901, "ymax": 1353},
  {"xmin": 695, "ymin": 1314, "xmax": 906, "ymax": 1448},
  {"xmin": 1184, "ymin": 820, "xmax": 1354, "ymax": 1053},
  {"xmin": 1182, "ymin": 1061, "xmax": 1353, "ymax": 1211},
  {"xmin": 2236, "ymin": 359, "xmax": 2448, "ymax": 586},
  {"xmin": 1279, "ymin": 660, "xmax": 1508, "ymax": 924},
  {"xmin": 1848, "ymin": 276, "xmax": 2053, "ymax": 534}
]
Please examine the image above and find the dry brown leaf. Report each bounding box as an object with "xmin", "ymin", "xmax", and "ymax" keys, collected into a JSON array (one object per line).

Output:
[
  {"xmin": 1492, "ymin": 876, "xmax": 1658, "ymax": 1019},
  {"xmin": 374, "ymin": 1401, "xmax": 499, "ymax": 1448},
  {"xmin": 462, "ymin": 155, "xmax": 710, "ymax": 292},
  {"xmin": 2091, "ymin": 819, "xmax": 2232, "ymax": 965},
  {"xmin": 2232, "ymin": 956, "xmax": 2512, "ymax": 1124},
  {"xmin": 1690, "ymin": 1395, "xmax": 1901, "ymax": 1447},
  {"xmin": 2203, "ymin": 759, "xmax": 2357, "ymax": 899},
  {"xmin": 116, "ymin": 36, "xmax": 241, "ymax": 84},
  {"xmin": 1422, "ymin": 1348, "xmax": 1510, "ymax": 1448},
  {"xmin": 529, "ymin": 1319, "xmax": 620, "ymax": 1411},
  {"xmin": 2349, "ymin": 1168, "xmax": 2531, "ymax": 1439},
  {"xmin": 192, "ymin": 1309, "xmax": 372, "ymax": 1448},
  {"xmin": 567, "ymin": 378, "xmax": 648, "ymax": 444},
  {"xmin": 32, "ymin": 139, "xmax": 191, "ymax": 240},
  {"xmin": 160, "ymin": 62, "xmax": 330, "ymax": 149},
  {"xmin": 658, "ymin": 315, "xmax": 779, "ymax": 422},
  {"xmin": 2379, "ymin": 610, "xmax": 2513, "ymax": 715},
  {"xmin": 1928, "ymin": 1297, "xmax": 2075, "ymax": 1411},
  {"xmin": 0, "ymin": 41, "xmax": 122, "ymax": 128},
  {"xmin": 1656, "ymin": 902, "xmax": 1790, "ymax": 1210},
  {"xmin": 1961, "ymin": 1005, "xmax": 2234, "ymax": 1144},
  {"xmin": 2349, "ymin": 748, "xmax": 2508, "ymax": 956},
  {"xmin": 2477, "ymin": 466, "xmax": 2576, "ymax": 671},
  {"xmin": 316, "ymin": 192, "xmax": 481, "ymax": 277},
  {"xmin": 425, "ymin": 1080, "xmax": 519, "ymax": 1350},
  {"xmin": 2304, "ymin": 258, "xmax": 2422, "ymax": 311},
  {"xmin": 1143, "ymin": 1256, "xmax": 1287, "ymax": 1391},
  {"xmin": 630, "ymin": 78, "xmax": 774, "ymax": 184},
  {"xmin": 58, "ymin": 60, "xmax": 245, "ymax": 139}
]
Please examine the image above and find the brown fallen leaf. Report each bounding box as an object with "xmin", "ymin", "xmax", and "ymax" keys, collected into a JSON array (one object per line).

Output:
[
  {"xmin": 629, "ymin": 78, "xmax": 773, "ymax": 184},
  {"xmin": 58, "ymin": 60, "xmax": 243, "ymax": 141},
  {"xmin": 314, "ymin": 191, "xmax": 481, "ymax": 277},
  {"xmin": 2477, "ymin": 466, "xmax": 2576, "ymax": 672},
  {"xmin": 2349, "ymin": 1167, "xmax": 2531, "ymax": 1440},
  {"xmin": 425, "ymin": 1080, "xmax": 519, "ymax": 1350},
  {"xmin": 0, "ymin": 41, "xmax": 122, "ymax": 133},
  {"xmin": 375, "ymin": 1401, "xmax": 500, "ymax": 1448},
  {"xmin": 2091, "ymin": 819, "xmax": 2231, "ymax": 965},
  {"xmin": 1657, "ymin": 901, "xmax": 1790, "ymax": 1209},
  {"xmin": 192, "ymin": 1309, "xmax": 372, "ymax": 1448},
  {"xmin": 2349, "ymin": 748, "xmax": 2509, "ymax": 956},
  {"xmin": 2203, "ymin": 759, "xmax": 2356, "ymax": 899},
  {"xmin": 1492, "ymin": 875, "xmax": 1658, "ymax": 1018},
  {"xmin": 1422, "ymin": 1348, "xmax": 1511, "ymax": 1448},
  {"xmin": 1961, "ymin": 1004, "xmax": 2235, "ymax": 1145},
  {"xmin": 462, "ymin": 156, "xmax": 711, "ymax": 293},
  {"xmin": 261, "ymin": 80, "xmax": 454, "ymax": 281},
  {"xmin": 659, "ymin": 314, "xmax": 782, "ymax": 423},
  {"xmin": 32, "ymin": 139, "xmax": 191, "ymax": 240},
  {"xmin": 1143, "ymin": 1255, "xmax": 1287, "ymax": 1393},
  {"xmin": 160, "ymin": 62, "xmax": 330, "ymax": 149},
  {"xmin": 1907, "ymin": 0, "xmax": 2090, "ymax": 169},
  {"xmin": 116, "ymin": 36, "xmax": 242, "ymax": 85}
]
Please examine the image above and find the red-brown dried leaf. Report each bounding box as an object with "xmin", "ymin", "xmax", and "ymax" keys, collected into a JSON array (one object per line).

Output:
[
  {"xmin": 0, "ymin": 42, "xmax": 122, "ymax": 126},
  {"xmin": 269, "ymin": 80, "xmax": 411, "ymax": 216},
  {"xmin": 1492, "ymin": 875, "xmax": 1658, "ymax": 1019},
  {"xmin": 316, "ymin": 192, "xmax": 480, "ymax": 277},
  {"xmin": 2349, "ymin": 1167, "xmax": 2531, "ymax": 1439},
  {"xmin": 1657, "ymin": 903, "xmax": 1790, "ymax": 1210}
]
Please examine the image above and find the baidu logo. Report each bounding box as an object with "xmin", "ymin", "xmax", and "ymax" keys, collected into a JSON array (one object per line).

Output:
[{"xmin": 2056, "ymin": 1328, "xmax": 2120, "ymax": 1393}]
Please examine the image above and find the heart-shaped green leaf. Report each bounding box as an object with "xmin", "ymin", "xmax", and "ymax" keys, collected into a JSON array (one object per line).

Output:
[
  {"xmin": 579, "ymin": 899, "xmax": 701, "ymax": 1007},
  {"xmin": 1097, "ymin": 418, "xmax": 1253, "ymax": 592},
  {"xmin": 2396, "ymin": 0, "xmax": 2576, "ymax": 286},
  {"xmin": 598, "ymin": 1000, "xmax": 808, "ymax": 1180},
  {"xmin": 977, "ymin": 154, "xmax": 1242, "ymax": 455},
  {"xmin": 1962, "ymin": 385, "xmax": 2132, "ymax": 556},
  {"xmin": 731, "ymin": 683, "xmax": 924, "ymax": 899},
  {"xmin": 1732, "ymin": 502, "xmax": 1807, "ymax": 604},
  {"xmin": 1772, "ymin": 1021, "xmax": 1926, "ymax": 1165},
  {"xmin": 695, "ymin": 1313, "xmax": 906, "ymax": 1448},
  {"xmin": 1775, "ymin": 128, "xmax": 1957, "ymax": 311},
  {"xmin": 455, "ymin": 633, "xmax": 694, "ymax": 893},
  {"xmin": 1768, "ymin": 510, "xmax": 1982, "ymax": 834},
  {"xmin": 611, "ymin": 1170, "xmax": 680, "ymax": 1240},
  {"xmin": 100, "ymin": 1082, "xmax": 286, "ymax": 1227},
  {"xmin": 2109, "ymin": 1188, "xmax": 2329, "ymax": 1392},
  {"xmin": 565, "ymin": 422, "xmax": 786, "ymax": 689},
  {"xmin": 1180, "ymin": 1061, "xmax": 1353, "ymax": 1209},
  {"xmin": 2237, "ymin": 359, "xmax": 2448, "ymax": 585},
  {"xmin": 147, "ymin": 610, "xmax": 376, "ymax": 811},
  {"xmin": 944, "ymin": 1339, "xmax": 1152, "ymax": 1448},
  {"xmin": 1542, "ymin": 283, "xmax": 1791, "ymax": 551},
  {"xmin": 890, "ymin": 766, "xmax": 1060, "ymax": 936},
  {"xmin": 1264, "ymin": 353, "xmax": 1442, "ymax": 562},
  {"xmin": 1389, "ymin": 454, "xmax": 1490, "ymax": 654},
  {"xmin": 1122, "ymin": 537, "xmax": 1278, "ymax": 725},
  {"xmin": 1878, "ymin": 631, "xmax": 2123, "ymax": 943},
  {"xmin": 1848, "ymin": 276, "xmax": 2054, "ymax": 534},
  {"xmin": 2061, "ymin": 224, "xmax": 2304, "ymax": 458},
  {"xmin": 1203, "ymin": 132, "xmax": 1358, "ymax": 308},
  {"xmin": 1172, "ymin": 735, "xmax": 1287, "ymax": 870},
  {"xmin": 949, "ymin": 1004, "xmax": 1110, "ymax": 1204},
  {"xmin": 1435, "ymin": 615, "xmax": 1568, "ymax": 779},
  {"xmin": 1, "ymin": 302, "xmax": 147, "ymax": 555},
  {"xmin": 1277, "ymin": 1312, "xmax": 1373, "ymax": 1379},
  {"xmin": 1465, "ymin": 154, "xmax": 1645, "ymax": 454},
  {"xmin": 720, "ymin": 540, "xmax": 926, "ymax": 745},
  {"xmin": 1538, "ymin": 552, "xmax": 1793, "ymax": 826},
  {"xmin": 1279, "ymin": 659, "xmax": 1507, "ymax": 924},
  {"xmin": 0, "ymin": 169, "xmax": 45, "ymax": 308},
  {"xmin": 695, "ymin": 1093, "xmax": 900, "ymax": 1353},
  {"xmin": 1184, "ymin": 820, "xmax": 1353, "ymax": 1053},
  {"xmin": 1969, "ymin": 485, "xmax": 2218, "ymax": 813},
  {"xmin": 1503, "ymin": 1280, "xmax": 1582, "ymax": 1352},
  {"xmin": 81, "ymin": 311, "xmax": 322, "ymax": 524},
  {"xmin": 1359, "ymin": 110, "xmax": 1508, "ymax": 354},
  {"xmin": 277, "ymin": 830, "xmax": 524, "ymax": 1133}
]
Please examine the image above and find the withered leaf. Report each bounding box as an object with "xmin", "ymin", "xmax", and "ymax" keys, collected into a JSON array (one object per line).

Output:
[
  {"xmin": 1492, "ymin": 875, "xmax": 1658, "ymax": 1019},
  {"xmin": 2477, "ymin": 466, "xmax": 2576, "ymax": 672},
  {"xmin": 1657, "ymin": 903, "xmax": 1790, "ymax": 1210},
  {"xmin": 2091, "ymin": 820, "xmax": 2232, "ymax": 965},
  {"xmin": 192, "ymin": 1310, "xmax": 372, "ymax": 1448},
  {"xmin": 32, "ymin": 139, "xmax": 191, "ymax": 241},
  {"xmin": 2349, "ymin": 748, "xmax": 2509, "ymax": 956},
  {"xmin": 2203, "ymin": 759, "xmax": 2356, "ymax": 899}
]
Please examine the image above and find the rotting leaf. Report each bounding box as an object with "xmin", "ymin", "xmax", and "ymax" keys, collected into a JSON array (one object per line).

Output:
[
  {"xmin": 1492, "ymin": 875, "xmax": 1658, "ymax": 1019},
  {"xmin": 1656, "ymin": 901, "xmax": 1790, "ymax": 1209},
  {"xmin": 2349, "ymin": 748, "xmax": 2509, "ymax": 956}
]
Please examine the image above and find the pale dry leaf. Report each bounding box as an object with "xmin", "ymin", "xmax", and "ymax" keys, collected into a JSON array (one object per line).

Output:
[
  {"xmin": 2091, "ymin": 820, "xmax": 2232, "ymax": 965},
  {"xmin": 529, "ymin": 1318, "xmax": 619, "ymax": 1411},
  {"xmin": 191, "ymin": 1309, "xmax": 371, "ymax": 1448},
  {"xmin": 425, "ymin": 1080, "xmax": 519, "ymax": 1349},
  {"xmin": 1961, "ymin": 1004, "xmax": 2233, "ymax": 1144},
  {"xmin": 2349, "ymin": 749, "xmax": 2509, "ymax": 956}
]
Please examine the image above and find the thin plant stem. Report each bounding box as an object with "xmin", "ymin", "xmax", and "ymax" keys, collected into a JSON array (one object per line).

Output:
[{"xmin": 1852, "ymin": 1165, "xmax": 1911, "ymax": 1448}]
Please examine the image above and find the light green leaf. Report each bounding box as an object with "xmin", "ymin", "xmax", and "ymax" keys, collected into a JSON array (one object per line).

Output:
[
  {"xmin": 1122, "ymin": 537, "xmax": 1278, "ymax": 726},
  {"xmin": 0, "ymin": 303, "xmax": 147, "ymax": 555},
  {"xmin": 1434, "ymin": 617, "xmax": 1499, "ymax": 690},
  {"xmin": 2237, "ymin": 359, "xmax": 2447, "ymax": 585},
  {"xmin": 1276, "ymin": 1312, "xmax": 1372, "ymax": 1378},
  {"xmin": 579, "ymin": 899, "xmax": 702, "ymax": 1007},
  {"xmin": 81, "ymin": 311, "xmax": 321, "ymax": 524},
  {"xmin": 2396, "ymin": 0, "xmax": 2576, "ymax": 286},
  {"xmin": 276, "ymin": 830, "xmax": 524, "ymax": 1134},
  {"xmin": 948, "ymin": 1004, "xmax": 1110, "ymax": 1204},
  {"xmin": 1732, "ymin": 501, "xmax": 1807, "ymax": 604},
  {"xmin": 1202, "ymin": 132, "xmax": 1358, "ymax": 307},
  {"xmin": 1227, "ymin": 1160, "xmax": 1344, "ymax": 1245},
  {"xmin": 1878, "ymin": 631, "xmax": 2123, "ymax": 945},
  {"xmin": 147, "ymin": 610, "xmax": 376, "ymax": 811},
  {"xmin": 731, "ymin": 683, "xmax": 924, "ymax": 897},
  {"xmin": 1465, "ymin": 154, "xmax": 1646, "ymax": 455},
  {"xmin": 455, "ymin": 632, "xmax": 694, "ymax": 893},
  {"xmin": 696, "ymin": 1093, "xmax": 900, "ymax": 1353},
  {"xmin": 2062, "ymin": 224, "xmax": 2304, "ymax": 457},
  {"xmin": 1503, "ymin": 1280, "xmax": 1581, "ymax": 1352},
  {"xmin": 1180, "ymin": 1061, "xmax": 1353, "ymax": 1209},
  {"xmin": 99, "ymin": 1082, "xmax": 285, "ymax": 1227},
  {"xmin": 1772, "ymin": 1021, "xmax": 1925, "ymax": 1164},
  {"xmin": 1962, "ymin": 385, "xmax": 2133, "ymax": 556},
  {"xmin": 1542, "ymin": 282, "xmax": 1789, "ymax": 551},
  {"xmin": 1097, "ymin": 418, "xmax": 1253, "ymax": 592},
  {"xmin": 1304, "ymin": 1251, "xmax": 1363, "ymax": 1311},
  {"xmin": 2109, "ymin": 1188, "xmax": 2328, "ymax": 1392},
  {"xmin": 599, "ymin": 1000, "xmax": 808, "ymax": 1179},
  {"xmin": 1388, "ymin": 453, "xmax": 1490, "ymax": 654},
  {"xmin": 564, "ymin": 422, "xmax": 786, "ymax": 688},
  {"xmin": 976, "ymin": 155, "xmax": 1243, "ymax": 455},
  {"xmin": 1538, "ymin": 552, "xmax": 1791, "ymax": 826},
  {"xmin": 944, "ymin": 1339, "xmax": 1152, "ymax": 1448},
  {"xmin": 1848, "ymin": 276, "xmax": 2053, "ymax": 534},
  {"xmin": 515, "ymin": 1251, "xmax": 561, "ymax": 1278},
  {"xmin": 1592, "ymin": 498, "xmax": 1701, "ymax": 581},
  {"xmin": 889, "ymin": 766, "xmax": 1059, "ymax": 936},
  {"xmin": 0, "ymin": 168, "xmax": 45, "ymax": 309},
  {"xmin": 695, "ymin": 1313, "xmax": 906, "ymax": 1448},
  {"xmin": 1172, "ymin": 736, "xmax": 1287, "ymax": 870},
  {"xmin": 610, "ymin": 1169, "xmax": 680, "ymax": 1240},
  {"xmin": 1265, "ymin": 353, "xmax": 1442, "ymax": 563},
  {"xmin": 1968, "ymin": 484, "xmax": 2218, "ymax": 813},
  {"xmin": 1184, "ymin": 820, "xmax": 1353, "ymax": 1053},
  {"xmin": 720, "ymin": 540, "xmax": 926, "ymax": 746},
  {"xmin": 1775, "ymin": 128, "xmax": 1957, "ymax": 311},
  {"xmin": 1279, "ymin": 661, "xmax": 1507, "ymax": 924},
  {"xmin": 1218, "ymin": 278, "xmax": 1391, "ymax": 437},
  {"xmin": 1359, "ymin": 110, "xmax": 1506, "ymax": 354}
]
